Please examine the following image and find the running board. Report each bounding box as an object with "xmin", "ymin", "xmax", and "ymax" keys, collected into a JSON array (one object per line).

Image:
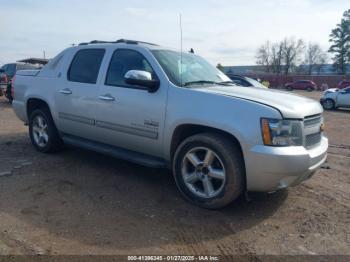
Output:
[{"xmin": 62, "ymin": 134, "xmax": 167, "ymax": 168}]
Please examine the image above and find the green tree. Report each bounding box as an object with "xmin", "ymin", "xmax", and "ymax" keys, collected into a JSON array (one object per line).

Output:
[{"xmin": 329, "ymin": 9, "xmax": 350, "ymax": 74}]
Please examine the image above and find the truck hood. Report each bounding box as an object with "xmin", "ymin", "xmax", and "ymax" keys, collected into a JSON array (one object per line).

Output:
[
  {"xmin": 324, "ymin": 88, "xmax": 339, "ymax": 93},
  {"xmin": 198, "ymin": 85, "xmax": 323, "ymax": 119}
]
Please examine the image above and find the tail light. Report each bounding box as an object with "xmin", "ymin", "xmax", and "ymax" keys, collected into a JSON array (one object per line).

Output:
[{"xmin": 11, "ymin": 75, "xmax": 16, "ymax": 99}]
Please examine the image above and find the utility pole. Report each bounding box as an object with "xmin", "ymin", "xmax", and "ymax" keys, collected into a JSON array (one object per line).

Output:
[{"xmin": 43, "ymin": 51, "xmax": 46, "ymax": 59}]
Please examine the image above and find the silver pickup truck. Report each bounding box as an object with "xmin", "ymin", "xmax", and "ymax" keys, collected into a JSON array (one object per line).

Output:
[{"xmin": 12, "ymin": 39, "xmax": 328, "ymax": 209}]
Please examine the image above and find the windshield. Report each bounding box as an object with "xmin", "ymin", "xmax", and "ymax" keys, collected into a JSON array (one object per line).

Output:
[
  {"xmin": 246, "ymin": 77, "xmax": 268, "ymax": 89},
  {"xmin": 152, "ymin": 50, "xmax": 230, "ymax": 87}
]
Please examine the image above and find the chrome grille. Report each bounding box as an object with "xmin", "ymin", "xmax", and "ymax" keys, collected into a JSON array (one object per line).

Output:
[
  {"xmin": 304, "ymin": 114, "xmax": 322, "ymax": 128},
  {"xmin": 303, "ymin": 114, "xmax": 323, "ymax": 148},
  {"xmin": 305, "ymin": 132, "xmax": 322, "ymax": 148}
]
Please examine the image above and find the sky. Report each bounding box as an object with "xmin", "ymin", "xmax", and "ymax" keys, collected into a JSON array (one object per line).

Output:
[{"xmin": 0, "ymin": 0, "xmax": 349, "ymax": 66}]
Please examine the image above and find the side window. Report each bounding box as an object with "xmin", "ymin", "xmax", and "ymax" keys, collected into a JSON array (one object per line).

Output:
[
  {"xmin": 105, "ymin": 49, "xmax": 156, "ymax": 88},
  {"xmin": 234, "ymin": 78, "xmax": 250, "ymax": 87},
  {"xmin": 7, "ymin": 64, "xmax": 16, "ymax": 76},
  {"xmin": 230, "ymin": 77, "xmax": 249, "ymax": 87},
  {"xmin": 68, "ymin": 49, "xmax": 105, "ymax": 84},
  {"xmin": 1, "ymin": 65, "xmax": 8, "ymax": 72}
]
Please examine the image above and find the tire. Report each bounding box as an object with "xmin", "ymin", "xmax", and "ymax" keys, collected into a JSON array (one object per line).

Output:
[
  {"xmin": 306, "ymin": 87, "xmax": 313, "ymax": 92},
  {"xmin": 322, "ymin": 99, "xmax": 335, "ymax": 110},
  {"xmin": 286, "ymin": 86, "xmax": 293, "ymax": 91},
  {"xmin": 173, "ymin": 133, "xmax": 244, "ymax": 209},
  {"xmin": 29, "ymin": 108, "xmax": 63, "ymax": 153}
]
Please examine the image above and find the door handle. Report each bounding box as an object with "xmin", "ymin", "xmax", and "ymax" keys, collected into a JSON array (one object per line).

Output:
[
  {"xmin": 99, "ymin": 94, "xmax": 115, "ymax": 101},
  {"xmin": 58, "ymin": 88, "xmax": 72, "ymax": 95}
]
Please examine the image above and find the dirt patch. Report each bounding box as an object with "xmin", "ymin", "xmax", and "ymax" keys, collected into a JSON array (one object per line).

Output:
[{"xmin": 0, "ymin": 93, "xmax": 349, "ymax": 255}]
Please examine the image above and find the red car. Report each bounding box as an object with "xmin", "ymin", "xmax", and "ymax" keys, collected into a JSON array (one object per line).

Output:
[
  {"xmin": 337, "ymin": 80, "xmax": 350, "ymax": 89},
  {"xmin": 285, "ymin": 80, "xmax": 317, "ymax": 91}
]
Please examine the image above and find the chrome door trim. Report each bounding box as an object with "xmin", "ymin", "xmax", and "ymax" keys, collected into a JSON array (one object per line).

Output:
[{"xmin": 96, "ymin": 120, "xmax": 158, "ymax": 139}]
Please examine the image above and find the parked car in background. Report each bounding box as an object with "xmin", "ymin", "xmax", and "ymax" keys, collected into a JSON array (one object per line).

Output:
[
  {"xmin": 0, "ymin": 63, "xmax": 38, "ymax": 102},
  {"xmin": 285, "ymin": 80, "xmax": 317, "ymax": 91},
  {"xmin": 12, "ymin": 39, "xmax": 327, "ymax": 209},
  {"xmin": 228, "ymin": 75, "xmax": 268, "ymax": 88},
  {"xmin": 320, "ymin": 86, "xmax": 350, "ymax": 110},
  {"xmin": 337, "ymin": 80, "xmax": 350, "ymax": 89}
]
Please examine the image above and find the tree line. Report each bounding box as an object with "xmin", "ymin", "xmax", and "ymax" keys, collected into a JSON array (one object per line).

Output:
[{"xmin": 256, "ymin": 9, "xmax": 350, "ymax": 75}]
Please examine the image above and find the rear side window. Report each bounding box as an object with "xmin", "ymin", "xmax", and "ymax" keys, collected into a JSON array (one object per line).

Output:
[
  {"xmin": 68, "ymin": 49, "xmax": 105, "ymax": 84},
  {"xmin": 105, "ymin": 49, "xmax": 156, "ymax": 88}
]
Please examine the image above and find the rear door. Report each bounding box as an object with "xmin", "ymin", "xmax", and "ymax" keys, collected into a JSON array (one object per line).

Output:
[
  {"xmin": 53, "ymin": 48, "xmax": 105, "ymax": 140},
  {"xmin": 299, "ymin": 81, "xmax": 307, "ymax": 90},
  {"xmin": 293, "ymin": 81, "xmax": 300, "ymax": 89}
]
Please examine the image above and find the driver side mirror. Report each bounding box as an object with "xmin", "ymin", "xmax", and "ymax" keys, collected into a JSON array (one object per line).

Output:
[{"xmin": 124, "ymin": 70, "xmax": 160, "ymax": 93}]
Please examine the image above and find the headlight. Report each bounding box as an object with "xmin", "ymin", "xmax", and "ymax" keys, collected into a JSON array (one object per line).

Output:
[{"xmin": 261, "ymin": 118, "xmax": 303, "ymax": 146}]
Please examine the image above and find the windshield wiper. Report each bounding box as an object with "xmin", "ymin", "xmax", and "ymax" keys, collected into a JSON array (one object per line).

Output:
[
  {"xmin": 183, "ymin": 80, "xmax": 218, "ymax": 87},
  {"xmin": 217, "ymin": 81, "xmax": 237, "ymax": 85},
  {"xmin": 182, "ymin": 80, "xmax": 237, "ymax": 87}
]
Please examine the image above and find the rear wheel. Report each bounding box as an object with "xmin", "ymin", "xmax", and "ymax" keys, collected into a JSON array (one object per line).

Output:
[
  {"xmin": 173, "ymin": 133, "xmax": 244, "ymax": 209},
  {"xmin": 5, "ymin": 83, "xmax": 13, "ymax": 103},
  {"xmin": 306, "ymin": 87, "xmax": 313, "ymax": 92},
  {"xmin": 29, "ymin": 108, "xmax": 63, "ymax": 153},
  {"xmin": 322, "ymin": 99, "xmax": 335, "ymax": 110}
]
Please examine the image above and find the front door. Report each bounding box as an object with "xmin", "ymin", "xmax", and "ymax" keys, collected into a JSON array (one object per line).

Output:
[
  {"xmin": 94, "ymin": 48, "xmax": 167, "ymax": 158},
  {"xmin": 54, "ymin": 48, "xmax": 105, "ymax": 140},
  {"xmin": 337, "ymin": 87, "xmax": 350, "ymax": 107}
]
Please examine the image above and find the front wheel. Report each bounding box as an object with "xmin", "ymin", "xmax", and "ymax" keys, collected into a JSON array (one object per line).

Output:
[
  {"xmin": 322, "ymin": 99, "xmax": 335, "ymax": 110},
  {"xmin": 173, "ymin": 133, "xmax": 244, "ymax": 209}
]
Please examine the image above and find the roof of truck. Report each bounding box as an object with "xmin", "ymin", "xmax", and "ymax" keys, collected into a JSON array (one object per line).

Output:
[{"xmin": 77, "ymin": 39, "xmax": 163, "ymax": 50}]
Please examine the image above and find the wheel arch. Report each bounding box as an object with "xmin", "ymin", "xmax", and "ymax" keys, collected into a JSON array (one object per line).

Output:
[
  {"xmin": 26, "ymin": 97, "xmax": 52, "ymax": 120},
  {"xmin": 170, "ymin": 124, "xmax": 244, "ymax": 158},
  {"xmin": 169, "ymin": 124, "xmax": 246, "ymax": 188}
]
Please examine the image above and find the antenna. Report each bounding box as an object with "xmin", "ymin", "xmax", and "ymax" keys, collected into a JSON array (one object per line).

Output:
[{"xmin": 180, "ymin": 14, "xmax": 183, "ymax": 86}]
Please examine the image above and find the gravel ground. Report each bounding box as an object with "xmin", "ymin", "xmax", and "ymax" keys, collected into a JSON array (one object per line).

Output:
[{"xmin": 0, "ymin": 90, "xmax": 349, "ymax": 257}]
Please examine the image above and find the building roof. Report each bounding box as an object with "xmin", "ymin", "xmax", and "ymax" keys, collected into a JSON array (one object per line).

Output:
[{"xmin": 17, "ymin": 58, "xmax": 49, "ymax": 65}]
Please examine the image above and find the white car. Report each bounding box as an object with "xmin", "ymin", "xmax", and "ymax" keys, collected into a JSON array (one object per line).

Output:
[{"xmin": 320, "ymin": 86, "xmax": 350, "ymax": 110}]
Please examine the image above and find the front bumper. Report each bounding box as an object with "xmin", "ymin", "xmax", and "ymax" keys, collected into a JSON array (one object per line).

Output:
[{"xmin": 245, "ymin": 136, "xmax": 328, "ymax": 192}]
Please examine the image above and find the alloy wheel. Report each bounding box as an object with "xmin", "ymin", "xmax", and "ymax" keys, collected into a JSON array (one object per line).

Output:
[
  {"xmin": 323, "ymin": 99, "xmax": 334, "ymax": 110},
  {"xmin": 32, "ymin": 115, "xmax": 49, "ymax": 147},
  {"xmin": 181, "ymin": 147, "xmax": 226, "ymax": 198}
]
